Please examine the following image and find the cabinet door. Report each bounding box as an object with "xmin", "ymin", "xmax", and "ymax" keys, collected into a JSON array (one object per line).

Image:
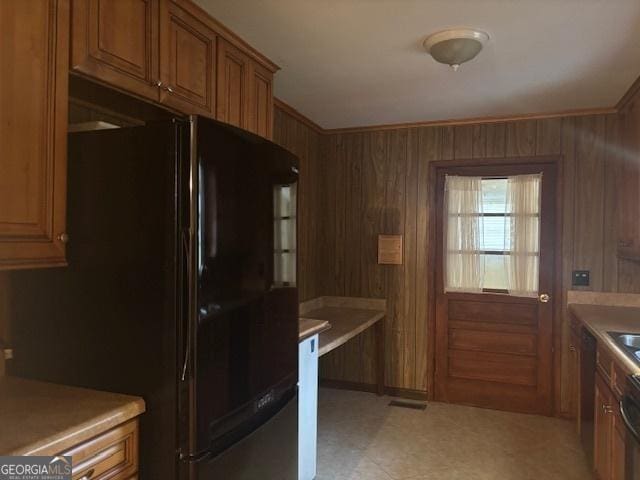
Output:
[
  {"xmin": 216, "ymin": 38, "xmax": 250, "ymax": 129},
  {"xmin": 595, "ymin": 374, "xmax": 613, "ymax": 480},
  {"xmin": 0, "ymin": 0, "xmax": 69, "ymax": 269},
  {"xmin": 611, "ymin": 409, "xmax": 626, "ymax": 480},
  {"xmin": 247, "ymin": 61, "xmax": 274, "ymax": 139},
  {"xmin": 159, "ymin": 0, "xmax": 216, "ymax": 116},
  {"xmin": 569, "ymin": 326, "xmax": 581, "ymax": 429},
  {"xmin": 71, "ymin": 0, "xmax": 160, "ymax": 101}
]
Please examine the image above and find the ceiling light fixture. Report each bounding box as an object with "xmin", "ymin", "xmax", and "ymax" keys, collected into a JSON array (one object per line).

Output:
[{"xmin": 424, "ymin": 28, "xmax": 490, "ymax": 71}]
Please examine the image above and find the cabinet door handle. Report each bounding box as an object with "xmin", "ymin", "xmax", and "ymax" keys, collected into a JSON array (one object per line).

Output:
[
  {"xmin": 602, "ymin": 404, "xmax": 613, "ymax": 414},
  {"xmin": 57, "ymin": 232, "xmax": 69, "ymax": 243},
  {"xmin": 569, "ymin": 345, "xmax": 576, "ymax": 353},
  {"xmin": 79, "ymin": 468, "xmax": 95, "ymax": 480},
  {"xmin": 165, "ymin": 85, "xmax": 174, "ymax": 93}
]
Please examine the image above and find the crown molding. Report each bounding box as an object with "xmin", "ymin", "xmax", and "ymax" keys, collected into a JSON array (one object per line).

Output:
[
  {"xmin": 273, "ymin": 98, "xmax": 324, "ymax": 134},
  {"xmin": 324, "ymin": 107, "xmax": 617, "ymax": 135},
  {"xmin": 275, "ymin": 72, "xmax": 640, "ymax": 135},
  {"xmin": 617, "ymin": 74, "xmax": 640, "ymax": 111}
]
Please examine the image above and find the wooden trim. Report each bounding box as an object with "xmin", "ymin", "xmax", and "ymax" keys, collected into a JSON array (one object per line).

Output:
[
  {"xmin": 170, "ymin": 0, "xmax": 279, "ymax": 73},
  {"xmin": 273, "ymin": 97, "xmax": 324, "ymax": 134},
  {"xmin": 274, "ymin": 101, "xmax": 617, "ymax": 135},
  {"xmin": 325, "ymin": 107, "xmax": 617, "ymax": 135},
  {"xmin": 429, "ymin": 154, "xmax": 560, "ymax": 169},
  {"xmin": 319, "ymin": 379, "xmax": 428, "ymax": 401},
  {"xmin": 616, "ymin": 74, "xmax": 640, "ymax": 111}
]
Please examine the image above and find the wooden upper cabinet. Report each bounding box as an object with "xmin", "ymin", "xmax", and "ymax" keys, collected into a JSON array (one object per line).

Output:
[
  {"xmin": 0, "ymin": 0, "xmax": 69, "ymax": 269},
  {"xmin": 247, "ymin": 62, "xmax": 274, "ymax": 139},
  {"xmin": 70, "ymin": 0, "xmax": 160, "ymax": 101},
  {"xmin": 159, "ymin": 0, "xmax": 216, "ymax": 116},
  {"xmin": 216, "ymin": 38, "xmax": 250, "ymax": 130}
]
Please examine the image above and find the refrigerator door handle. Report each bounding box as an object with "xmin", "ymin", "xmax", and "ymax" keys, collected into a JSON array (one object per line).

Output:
[{"xmin": 181, "ymin": 229, "xmax": 192, "ymax": 382}]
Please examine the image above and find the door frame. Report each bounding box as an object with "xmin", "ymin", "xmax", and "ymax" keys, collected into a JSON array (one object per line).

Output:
[{"xmin": 426, "ymin": 155, "xmax": 564, "ymax": 415}]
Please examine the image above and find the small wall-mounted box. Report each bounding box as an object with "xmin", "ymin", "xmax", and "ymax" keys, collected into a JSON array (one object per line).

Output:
[
  {"xmin": 572, "ymin": 270, "xmax": 590, "ymax": 287},
  {"xmin": 378, "ymin": 235, "xmax": 403, "ymax": 265}
]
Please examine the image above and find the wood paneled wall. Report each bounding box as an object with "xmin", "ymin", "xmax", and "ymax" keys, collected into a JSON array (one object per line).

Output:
[{"xmin": 274, "ymin": 103, "xmax": 640, "ymax": 414}]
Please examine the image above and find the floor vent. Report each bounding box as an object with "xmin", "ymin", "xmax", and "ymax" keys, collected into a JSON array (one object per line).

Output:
[{"xmin": 388, "ymin": 400, "xmax": 427, "ymax": 410}]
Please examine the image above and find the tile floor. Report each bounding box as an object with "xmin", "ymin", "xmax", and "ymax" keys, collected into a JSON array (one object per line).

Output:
[{"xmin": 316, "ymin": 388, "xmax": 593, "ymax": 480}]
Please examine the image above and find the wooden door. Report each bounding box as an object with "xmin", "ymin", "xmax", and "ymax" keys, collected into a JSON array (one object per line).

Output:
[
  {"xmin": 434, "ymin": 160, "xmax": 557, "ymax": 415},
  {"xmin": 595, "ymin": 374, "xmax": 613, "ymax": 480},
  {"xmin": 70, "ymin": 0, "xmax": 160, "ymax": 101},
  {"xmin": 159, "ymin": 0, "xmax": 216, "ymax": 116},
  {"xmin": 216, "ymin": 38, "xmax": 249, "ymax": 129},
  {"xmin": 247, "ymin": 61, "xmax": 274, "ymax": 139},
  {"xmin": 0, "ymin": 0, "xmax": 69, "ymax": 269}
]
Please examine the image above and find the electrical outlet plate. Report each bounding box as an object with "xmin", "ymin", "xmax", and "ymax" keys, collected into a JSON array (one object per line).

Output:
[{"xmin": 572, "ymin": 270, "xmax": 590, "ymax": 287}]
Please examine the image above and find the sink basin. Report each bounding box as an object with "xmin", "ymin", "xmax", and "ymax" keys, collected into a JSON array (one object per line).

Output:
[
  {"xmin": 619, "ymin": 334, "xmax": 640, "ymax": 349},
  {"xmin": 608, "ymin": 331, "xmax": 640, "ymax": 366}
]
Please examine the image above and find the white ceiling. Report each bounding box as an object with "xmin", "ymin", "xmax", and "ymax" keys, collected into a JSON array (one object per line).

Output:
[{"xmin": 195, "ymin": 0, "xmax": 640, "ymax": 129}]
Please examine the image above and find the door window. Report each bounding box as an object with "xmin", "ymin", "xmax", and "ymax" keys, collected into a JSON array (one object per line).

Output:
[{"xmin": 444, "ymin": 174, "xmax": 541, "ymax": 297}]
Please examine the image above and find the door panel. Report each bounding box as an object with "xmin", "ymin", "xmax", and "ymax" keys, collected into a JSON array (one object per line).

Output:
[
  {"xmin": 434, "ymin": 161, "xmax": 557, "ymax": 415},
  {"xmin": 448, "ymin": 350, "xmax": 537, "ymax": 386},
  {"xmin": 595, "ymin": 374, "xmax": 613, "ymax": 480},
  {"xmin": 216, "ymin": 39, "xmax": 249, "ymax": 129},
  {"xmin": 247, "ymin": 62, "xmax": 273, "ymax": 139},
  {"xmin": 71, "ymin": 0, "xmax": 159, "ymax": 101},
  {"xmin": 449, "ymin": 329, "xmax": 537, "ymax": 355},
  {"xmin": 159, "ymin": 0, "xmax": 216, "ymax": 116},
  {"xmin": 0, "ymin": 0, "xmax": 69, "ymax": 269}
]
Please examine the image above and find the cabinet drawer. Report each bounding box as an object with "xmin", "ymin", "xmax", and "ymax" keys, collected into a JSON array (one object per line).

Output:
[
  {"xmin": 597, "ymin": 346, "xmax": 613, "ymax": 382},
  {"xmin": 62, "ymin": 419, "xmax": 138, "ymax": 480}
]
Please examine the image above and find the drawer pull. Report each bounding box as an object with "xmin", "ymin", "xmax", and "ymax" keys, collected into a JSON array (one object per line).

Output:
[
  {"xmin": 73, "ymin": 443, "xmax": 121, "ymax": 478},
  {"xmin": 79, "ymin": 468, "xmax": 95, "ymax": 480}
]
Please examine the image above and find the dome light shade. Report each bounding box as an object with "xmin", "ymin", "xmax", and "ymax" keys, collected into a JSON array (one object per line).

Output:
[{"xmin": 424, "ymin": 28, "xmax": 489, "ymax": 71}]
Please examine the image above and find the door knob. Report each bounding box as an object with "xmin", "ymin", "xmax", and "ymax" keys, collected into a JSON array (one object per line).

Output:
[
  {"xmin": 539, "ymin": 293, "xmax": 550, "ymax": 303},
  {"xmin": 57, "ymin": 232, "xmax": 69, "ymax": 243}
]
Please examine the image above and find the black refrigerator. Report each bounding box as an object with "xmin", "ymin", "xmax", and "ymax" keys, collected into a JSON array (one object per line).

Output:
[{"xmin": 8, "ymin": 116, "xmax": 299, "ymax": 480}]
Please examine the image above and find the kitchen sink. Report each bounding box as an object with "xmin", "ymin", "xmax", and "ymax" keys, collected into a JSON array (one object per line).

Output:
[
  {"xmin": 608, "ymin": 332, "xmax": 640, "ymax": 365},
  {"xmin": 619, "ymin": 334, "xmax": 640, "ymax": 349}
]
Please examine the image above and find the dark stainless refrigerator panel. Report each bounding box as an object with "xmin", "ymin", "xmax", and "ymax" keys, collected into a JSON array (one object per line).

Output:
[
  {"xmin": 180, "ymin": 117, "xmax": 300, "ymax": 461},
  {"xmin": 195, "ymin": 393, "xmax": 298, "ymax": 480},
  {"xmin": 9, "ymin": 122, "xmax": 185, "ymax": 480}
]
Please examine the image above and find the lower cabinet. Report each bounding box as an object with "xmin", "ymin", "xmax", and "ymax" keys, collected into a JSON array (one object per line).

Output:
[
  {"xmin": 61, "ymin": 419, "xmax": 139, "ymax": 480},
  {"xmin": 568, "ymin": 321, "xmax": 581, "ymax": 428},
  {"xmin": 594, "ymin": 372, "xmax": 626, "ymax": 480},
  {"xmin": 299, "ymin": 334, "xmax": 319, "ymax": 480}
]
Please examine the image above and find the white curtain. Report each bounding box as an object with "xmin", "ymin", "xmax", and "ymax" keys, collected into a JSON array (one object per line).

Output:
[
  {"xmin": 507, "ymin": 174, "xmax": 542, "ymax": 297},
  {"xmin": 444, "ymin": 175, "xmax": 484, "ymax": 293}
]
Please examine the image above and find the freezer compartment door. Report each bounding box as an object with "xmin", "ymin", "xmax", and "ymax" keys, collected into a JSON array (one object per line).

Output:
[{"xmin": 195, "ymin": 392, "xmax": 298, "ymax": 480}]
